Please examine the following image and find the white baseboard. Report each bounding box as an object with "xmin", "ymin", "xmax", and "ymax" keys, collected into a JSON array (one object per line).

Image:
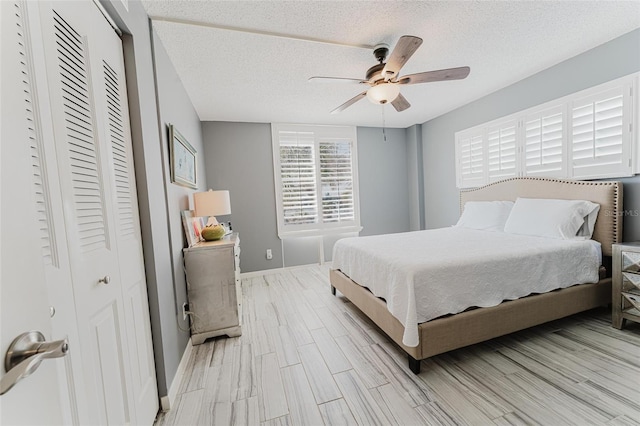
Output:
[
  {"xmin": 240, "ymin": 262, "xmax": 331, "ymax": 279},
  {"xmin": 160, "ymin": 338, "xmax": 193, "ymax": 411}
]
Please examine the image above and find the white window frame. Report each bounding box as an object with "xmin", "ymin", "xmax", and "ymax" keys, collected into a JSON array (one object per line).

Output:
[
  {"xmin": 272, "ymin": 123, "xmax": 362, "ymax": 238},
  {"xmin": 455, "ymin": 72, "xmax": 638, "ymax": 188}
]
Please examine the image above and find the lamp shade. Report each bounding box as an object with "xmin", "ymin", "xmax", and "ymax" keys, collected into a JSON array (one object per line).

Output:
[
  {"xmin": 366, "ymin": 83, "xmax": 400, "ymax": 105},
  {"xmin": 194, "ymin": 190, "xmax": 231, "ymax": 217}
]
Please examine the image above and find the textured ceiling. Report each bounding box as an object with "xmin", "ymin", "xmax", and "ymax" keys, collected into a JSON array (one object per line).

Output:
[{"xmin": 142, "ymin": 1, "xmax": 640, "ymax": 128}]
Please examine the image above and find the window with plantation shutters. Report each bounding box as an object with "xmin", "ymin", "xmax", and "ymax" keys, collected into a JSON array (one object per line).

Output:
[
  {"xmin": 455, "ymin": 130, "xmax": 485, "ymax": 188},
  {"xmin": 273, "ymin": 124, "xmax": 361, "ymax": 237},
  {"xmin": 487, "ymin": 120, "xmax": 517, "ymax": 182},
  {"xmin": 524, "ymin": 105, "xmax": 566, "ymax": 177},
  {"xmin": 455, "ymin": 72, "xmax": 637, "ymax": 189},
  {"xmin": 570, "ymin": 84, "xmax": 632, "ymax": 179}
]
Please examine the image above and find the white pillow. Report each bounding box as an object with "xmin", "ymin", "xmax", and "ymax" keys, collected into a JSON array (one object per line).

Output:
[
  {"xmin": 503, "ymin": 198, "xmax": 600, "ymax": 240},
  {"xmin": 456, "ymin": 201, "xmax": 514, "ymax": 232}
]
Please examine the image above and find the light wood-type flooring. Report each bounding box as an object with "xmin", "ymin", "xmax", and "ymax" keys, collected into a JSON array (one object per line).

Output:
[{"xmin": 155, "ymin": 264, "xmax": 640, "ymax": 426}]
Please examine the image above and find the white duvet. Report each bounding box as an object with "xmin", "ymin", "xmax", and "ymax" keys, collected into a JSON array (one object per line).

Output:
[{"xmin": 331, "ymin": 227, "xmax": 601, "ymax": 347}]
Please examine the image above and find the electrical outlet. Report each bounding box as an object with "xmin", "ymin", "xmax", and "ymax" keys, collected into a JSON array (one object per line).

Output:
[
  {"xmin": 182, "ymin": 302, "xmax": 189, "ymax": 321},
  {"xmin": 266, "ymin": 249, "xmax": 273, "ymax": 260}
]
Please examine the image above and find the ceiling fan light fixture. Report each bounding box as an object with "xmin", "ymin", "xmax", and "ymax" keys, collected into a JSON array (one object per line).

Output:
[{"xmin": 366, "ymin": 83, "xmax": 400, "ymax": 105}]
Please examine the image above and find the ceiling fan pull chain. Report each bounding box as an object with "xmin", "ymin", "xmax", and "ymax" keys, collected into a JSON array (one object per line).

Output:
[{"xmin": 382, "ymin": 105, "xmax": 387, "ymax": 142}]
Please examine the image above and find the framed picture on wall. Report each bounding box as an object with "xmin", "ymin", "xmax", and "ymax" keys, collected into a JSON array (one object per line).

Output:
[{"xmin": 169, "ymin": 124, "xmax": 197, "ymax": 189}]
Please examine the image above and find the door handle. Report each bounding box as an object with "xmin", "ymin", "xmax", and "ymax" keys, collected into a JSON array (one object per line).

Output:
[{"xmin": 0, "ymin": 331, "xmax": 68, "ymax": 395}]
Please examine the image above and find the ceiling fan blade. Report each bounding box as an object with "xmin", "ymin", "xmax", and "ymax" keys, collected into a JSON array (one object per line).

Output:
[
  {"xmin": 391, "ymin": 93, "xmax": 411, "ymax": 112},
  {"xmin": 330, "ymin": 91, "xmax": 368, "ymax": 114},
  {"xmin": 382, "ymin": 35, "xmax": 423, "ymax": 80},
  {"xmin": 398, "ymin": 66, "xmax": 470, "ymax": 85},
  {"xmin": 309, "ymin": 76, "xmax": 367, "ymax": 84}
]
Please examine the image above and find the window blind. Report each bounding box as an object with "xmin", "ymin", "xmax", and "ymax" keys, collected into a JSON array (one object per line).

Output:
[{"xmin": 272, "ymin": 124, "xmax": 360, "ymax": 237}]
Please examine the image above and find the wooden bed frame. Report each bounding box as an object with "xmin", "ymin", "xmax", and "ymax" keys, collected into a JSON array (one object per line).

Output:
[{"xmin": 329, "ymin": 177, "xmax": 622, "ymax": 374}]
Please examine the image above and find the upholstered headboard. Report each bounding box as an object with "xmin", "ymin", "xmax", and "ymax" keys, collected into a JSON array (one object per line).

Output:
[{"xmin": 460, "ymin": 177, "xmax": 622, "ymax": 257}]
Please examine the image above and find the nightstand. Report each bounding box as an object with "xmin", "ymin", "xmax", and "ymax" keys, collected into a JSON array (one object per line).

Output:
[
  {"xmin": 612, "ymin": 242, "xmax": 640, "ymax": 329},
  {"xmin": 183, "ymin": 233, "xmax": 242, "ymax": 344}
]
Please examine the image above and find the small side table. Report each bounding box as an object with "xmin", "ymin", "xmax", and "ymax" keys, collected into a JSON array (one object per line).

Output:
[{"xmin": 612, "ymin": 242, "xmax": 640, "ymax": 329}]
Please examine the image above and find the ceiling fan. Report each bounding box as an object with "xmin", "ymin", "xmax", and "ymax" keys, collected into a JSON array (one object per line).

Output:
[{"xmin": 309, "ymin": 35, "xmax": 470, "ymax": 114}]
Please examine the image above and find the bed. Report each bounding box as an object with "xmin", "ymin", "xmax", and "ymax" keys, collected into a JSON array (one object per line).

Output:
[{"xmin": 329, "ymin": 177, "xmax": 622, "ymax": 374}]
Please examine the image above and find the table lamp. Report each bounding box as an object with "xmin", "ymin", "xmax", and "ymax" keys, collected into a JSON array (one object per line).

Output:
[{"xmin": 194, "ymin": 189, "xmax": 231, "ymax": 241}]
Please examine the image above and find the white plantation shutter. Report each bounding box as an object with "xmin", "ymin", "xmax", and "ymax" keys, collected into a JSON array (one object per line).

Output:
[
  {"xmin": 319, "ymin": 139, "xmax": 355, "ymax": 223},
  {"xmin": 455, "ymin": 73, "xmax": 637, "ymax": 188},
  {"xmin": 487, "ymin": 120, "xmax": 517, "ymax": 182},
  {"xmin": 570, "ymin": 85, "xmax": 632, "ymax": 179},
  {"xmin": 279, "ymin": 131, "xmax": 318, "ymax": 225},
  {"xmin": 273, "ymin": 124, "xmax": 360, "ymax": 237},
  {"xmin": 524, "ymin": 105, "xmax": 566, "ymax": 177},
  {"xmin": 456, "ymin": 130, "xmax": 485, "ymax": 188}
]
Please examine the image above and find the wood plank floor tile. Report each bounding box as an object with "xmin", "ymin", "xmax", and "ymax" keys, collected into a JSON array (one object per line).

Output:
[
  {"xmin": 414, "ymin": 400, "xmax": 463, "ymax": 426},
  {"xmin": 418, "ymin": 359, "xmax": 498, "ymax": 425},
  {"xmin": 165, "ymin": 390, "xmax": 205, "ymax": 426},
  {"xmin": 203, "ymin": 364, "xmax": 233, "ymax": 404},
  {"xmin": 231, "ymin": 396, "xmax": 259, "ymax": 426},
  {"xmin": 297, "ymin": 343, "xmax": 342, "ymax": 404},
  {"xmin": 313, "ymin": 306, "xmax": 349, "ymax": 337},
  {"xmin": 286, "ymin": 316, "xmax": 315, "ymax": 348},
  {"xmin": 334, "ymin": 335, "xmax": 387, "ymax": 389},
  {"xmin": 606, "ymin": 415, "xmax": 640, "ymax": 426},
  {"xmin": 369, "ymin": 383, "xmax": 428, "ymax": 425},
  {"xmin": 178, "ymin": 343, "xmax": 213, "ymax": 394},
  {"xmin": 260, "ymin": 414, "xmax": 292, "ymax": 426},
  {"xmin": 156, "ymin": 266, "xmax": 640, "ymax": 426},
  {"xmin": 310, "ymin": 327, "xmax": 352, "ymax": 374},
  {"xmin": 505, "ymin": 371, "xmax": 612, "ymax": 424},
  {"xmin": 257, "ymin": 353, "xmax": 289, "ymax": 421},
  {"xmin": 492, "ymin": 411, "xmax": 532, "ymax": 426},
  {"xmin": 267, "ymin": 324, "xmax": 300, "ymax": 368},
  {"xmin": 317, "ymin": 399, "xmax": 358, "ymax": 426},
  {"xmin": 333, "ymin": 370, "xmax": 391, "ymax": 425},
  {"xmin": 231, "ymin": 343, "xmax": 256, "ymax": 400},
  {"xmin": 368, "ymin": 343, "xmax": 433, "ymax": 407},
  {"xmin": 280, "ymin": 364, "xmax": 325, "ymax": 425}
]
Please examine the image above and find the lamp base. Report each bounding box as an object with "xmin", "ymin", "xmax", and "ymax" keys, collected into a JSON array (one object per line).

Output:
[{"xmin": 201, "ymin": 224, "xmax": 225, "ymax": 241}]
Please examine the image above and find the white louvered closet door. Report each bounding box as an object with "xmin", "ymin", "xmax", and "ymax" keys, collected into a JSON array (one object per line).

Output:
[{"xmin": 33, "ymin": 1, "xmax": 157, "ymax": 424}]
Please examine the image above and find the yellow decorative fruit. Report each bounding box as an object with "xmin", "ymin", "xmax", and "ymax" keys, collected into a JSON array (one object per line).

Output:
[{"xmin": 202, "ymin": 224, "xmax": 225, "ymax": 241}]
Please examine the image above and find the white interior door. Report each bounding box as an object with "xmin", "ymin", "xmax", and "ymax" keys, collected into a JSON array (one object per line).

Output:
[
  {"xmin": 88, "ymin": 5, "xmax": 158, "ymax": 423},
  {"xmin": 1, "ymin": 1, "xmax": 158, "ymax": 424},
  {"xmin": 35, "ymin": 1, "xmax": 158, "ymax": 424},
  {"xmin": 1, "ymin": 1, "xmax": 65, "ymax": 424}
]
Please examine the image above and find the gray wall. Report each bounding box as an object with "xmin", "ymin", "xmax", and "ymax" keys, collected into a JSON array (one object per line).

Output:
[
  {"xmin": 421, "ymin": 28, "xmax": 640, "ymax": 242},
  {"xmin": 406, "ymin": 124, "xmax": 424, "ymax": 231},
  {"xmin": 357, "ymin": 127, "xmax": 410, "ymax": 236},
  {"xmin": 201, "ymin": 122, "xmax": 412, "ymax": 272},
  {"xmin": 151, "ymin": 28, "xmax": 209, "ymax": 386},
  {"xmin": 201, "ymin": 122, "xmax": 283, "ymax": 272},
  {"xmin": 100, "ymin": 0, "xmax": 205, "ymax": 399}
]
